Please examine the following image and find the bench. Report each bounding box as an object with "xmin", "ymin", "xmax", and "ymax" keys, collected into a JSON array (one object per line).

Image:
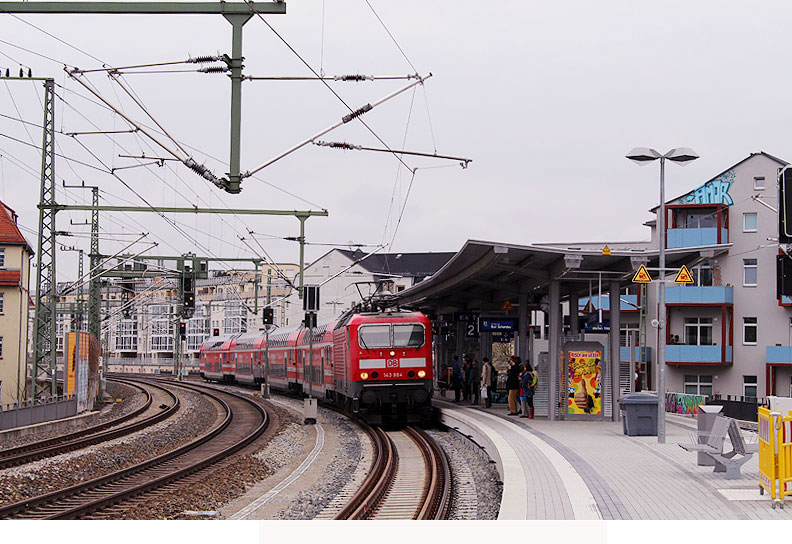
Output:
[{"xmin": 678, "ymin": 416, "xmax": 756, "ymax": 480}]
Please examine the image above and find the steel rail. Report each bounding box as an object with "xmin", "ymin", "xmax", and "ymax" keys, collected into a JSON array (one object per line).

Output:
[
  {"xmin": 0, "ymin": 379, "xmax": 268, "ymax": 520},
  {"xmin": 405, "ymin": 426, "xmax": 451, "ymax": 520},
  {"xmin": 0, "ymin": 379, "xmax": 179, "ymax": 469}
]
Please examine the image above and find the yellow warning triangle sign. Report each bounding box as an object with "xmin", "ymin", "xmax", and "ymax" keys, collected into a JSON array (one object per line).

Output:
[
  {"xmin": 632, "ymin": 264, "xmax": 652, "ymax": 284},
  {"xmin": 674, "ymin": 264, "xmax": 695, "ymax": 284},
  {"xmin": 602, "ymin": 245, "xmax": 611, "ymax": 255},
  {"xmin": 501, "ymin": 300, "xmax": 513, "ymax": 310}
]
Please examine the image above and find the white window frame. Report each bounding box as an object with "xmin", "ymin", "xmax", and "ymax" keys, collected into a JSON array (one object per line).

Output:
[
  {"xmin": 743, "ymin": 317, "xmax": 757, "ymax": 345},
  {"xmin": 684, "ymin": 374, "xmax": 713, "ymax": 396},
  {"xmin": 743, "ymin": 259, "xmax": 758, "ymax": 287},
  {"xmin": 754, "ymin": 176, "xmax": 766, "ymax": 190},
  {"xmin": 0, "ymin": 249, "xmax": 5, "ymax": 268},
  {"xmin": 743, "ymin": 375, "xmax": 758, "ymax": 400},
  {"xmin": 0, "ymin": 293, "xmax": 4, "ymax": 314},
  {"xmin": 684, "ymin": 317, "xmax": 713, "ymax": 346},
  {"xmin": 743, "ymin": 212, "xmax": 758, "ymax": 233}
]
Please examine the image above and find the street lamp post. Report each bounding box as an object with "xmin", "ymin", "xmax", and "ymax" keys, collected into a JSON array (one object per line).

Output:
[{"xmin": 626, "ymin": 147, "xmax": 699, "ymax": 444}]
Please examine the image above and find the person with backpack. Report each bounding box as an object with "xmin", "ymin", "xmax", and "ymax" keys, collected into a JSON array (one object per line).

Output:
[{"xmin": 520, "ymin": 362, "xmax": 537, "ymax": 419}]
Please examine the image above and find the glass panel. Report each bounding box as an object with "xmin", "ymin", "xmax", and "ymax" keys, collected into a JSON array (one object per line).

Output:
[
  {"xmin": 744, "ymin": 267, "xmax": 758, "ymax": 285},
  {"xmin": 744, "ymin": 213, "xmax": 758, "ymax": 231},
  {"xmin": 699, "ymin": 266, "xmax": 713, "ymax": 286},
  {"xmin": 699, "ymin": 213, "xmax": 715, "ymax": 228},
  {"xmin": 744, "ymin": 385, "xmax": 758, "ymax": 400},
  {"xmin": 393, "ymin": 324, "xmax": 425, "ymax": 348},
  {"xmin": 700, "ymin": 375, "xmax": 713, "ymax": 383},
  {"xmin": 744, "ymin": 375, "xmax": 758, "ymax": 384},
  {"xmin": 684, "ymin": 385, "xmax": 698, "ymax": 394},
  {"xmin": 744, "ymin": 324, "xmax": 757, "ymax": 344},
  {"xmin": 358, "ymin": 325, "xmax": 390, "ymax": 348},
  {"xmin": 700, "ymin": 325, "xmax": 713, "ymax": 346},
  {"xmin": 685, "ymin": 324, "xmax": 698, "ymax": 345},
  {"xmin": 684, "ymin": 375, "xmax": 697, "ymax": 382},
  {"xmin": 700, "ymin": 385, "xmax": 713, "ymax": 396}
]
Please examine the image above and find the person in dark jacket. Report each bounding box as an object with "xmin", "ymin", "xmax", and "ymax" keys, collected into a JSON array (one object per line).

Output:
[
  {"xmin": 519, "ymin": 362, "xmax": 536, "ymax": 419},
  {"xmin": 506, "ymin": 355, "xmax": 522, "ymax": 415},
  {"xmin": 470, "ymin": 357, "xmax": 482, "ymax": 405},
  {"xmin": 462, "ymin": 358, "xmax": 472, "ymax": 402},
  {"xmin": 451, "ymin": 356, "xmax": 463, "ymax": 402}
]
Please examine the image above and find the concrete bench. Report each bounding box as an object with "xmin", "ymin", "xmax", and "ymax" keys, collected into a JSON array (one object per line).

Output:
[{"xmin": 679, "ymin": 416, "xmax": 756, "ymax": 480}]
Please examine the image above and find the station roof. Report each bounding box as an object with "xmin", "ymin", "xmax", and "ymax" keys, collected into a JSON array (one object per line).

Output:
[{"xmin": 393, "ymin": 239, "xmax": 729, "ymax": 312}]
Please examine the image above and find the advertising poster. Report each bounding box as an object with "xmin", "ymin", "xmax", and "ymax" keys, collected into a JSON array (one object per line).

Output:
[{"xmin": 567, "ymin": 350, "xmax": 602, "ymax": 415}]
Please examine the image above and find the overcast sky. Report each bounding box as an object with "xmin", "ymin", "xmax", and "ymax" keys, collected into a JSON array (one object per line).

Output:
[{"xmin": 1, "ymin": 0, "xmax": 791, "ymax": 282}]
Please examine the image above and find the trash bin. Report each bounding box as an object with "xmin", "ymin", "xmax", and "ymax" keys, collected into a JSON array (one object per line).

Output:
[{"xmin": 619, "ymin": 392, "xmax": 659, "ymax": 436}]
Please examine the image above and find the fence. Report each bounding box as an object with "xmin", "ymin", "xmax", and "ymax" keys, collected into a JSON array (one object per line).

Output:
[
  {"xmin": 707, "ymin": 394, "xmax": 765, "ymax": 422},
  {"xmin": 758, "ymin": 407, "xmax": 792, "ymax": 506},
  {"xmin": 0, "ymin": 395, "xmax": 77, "ymax": 431}
]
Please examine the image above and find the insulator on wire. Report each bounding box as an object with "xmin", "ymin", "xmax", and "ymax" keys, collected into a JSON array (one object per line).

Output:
[
  {"xmin": 27, "ymin": 68, "xmax": 32, "ymax": 78},
  {"xmin": 184, "ymin": 158, "xmax": 223, "ymax": 188},
  {"xmin": 199, "ymin": 66, "xmax": 229, "ymax": 73},
  {"xmin": 335, "ymin": 74, "xmax": 373, "ymax": 82},
  {"xmin": 19, "ymin": 67, "xmax": 23, "ymax": 77},
  {"xmin": 188, "ymin": 55, "xmax": 221, "ymax": 63},
  {"xmin": 4, "ymin": 69, "xmax": 8, "ymax": 77},
  {"xmin": 342, "ymin": 103, "xmax": 373, "ymax": 123}
]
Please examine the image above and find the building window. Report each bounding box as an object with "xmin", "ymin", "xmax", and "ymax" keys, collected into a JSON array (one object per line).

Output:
[
  {"xmin": 115, "ymin": 318, "xmax": 138, "ymax": 351},
  {"xmin": 743, "ymin": 212, "xmax": 758, "ymax": 232},
  {"xmin": 691, "ymin": 262, "xmax": 713, "ymax": 287},
  {"xmin": 743, "ymin": 317, "xmax": 757, "ymax": 345},
  {"xmin": 754, "ymin": 176, "xmax": 766, "ymax": 190},
  {"xmin": 0, "ymin": 249, "xmax": 4, "ymax": 268},
  {"xmin": 0, "ymin": 336, "xmax": 3, "ymax": 357},
  {"xmin": 743, "ymin": 375, "xmax": 758, "ymax": 401},
  {"xmin": 743, "ymin": 259, "xmax": 758, "ymax": 286},
  {"xmin": 0, "ymin": 293, "xmax": 3, "ymax": 314},
  {"xmin": 684, "ymin": 317, "xmax": 713, "ymax": 346},
  {"xmin": 684, "ymin": 374, "xmax": 713, "ymax": 396},
  {"xmin": 620, "ymin": 323, "xmax": 640, "ymax": 346}
]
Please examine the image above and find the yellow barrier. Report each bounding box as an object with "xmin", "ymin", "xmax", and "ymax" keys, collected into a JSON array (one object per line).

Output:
[{"xmin": 759, "ymin": 406, "xmax": 792, "ymax": 508}]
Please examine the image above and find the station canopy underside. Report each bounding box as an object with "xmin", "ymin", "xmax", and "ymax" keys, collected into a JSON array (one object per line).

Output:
[{"xmin": 394, "ymin": 239, "xmax": 730, "ymax": 313}]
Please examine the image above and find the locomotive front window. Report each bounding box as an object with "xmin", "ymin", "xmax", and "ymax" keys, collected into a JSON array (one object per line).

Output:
[
  {"xmin": 358, "ymin": 325, "xmax": 391, "ymax": 348},
  {"xmin": 393, "ymin": 324, "xmax": 425, "ymax": 348}
]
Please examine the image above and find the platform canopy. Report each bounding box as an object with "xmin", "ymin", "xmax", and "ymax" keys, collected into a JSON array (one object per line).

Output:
[{"xmin": 394, "ymin": 239, "xmax": 730, "ymax": 312}]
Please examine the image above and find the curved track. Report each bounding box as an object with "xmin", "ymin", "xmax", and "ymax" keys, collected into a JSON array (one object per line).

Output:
[
  {"xmin": 0, "ymin": 379, "xmax": 268, "ymax": 520},
  {"xmin": 334, "ymin": 424, "xmax": 451, "ymax": 520},
  {"xmin": 0, "ymin": 379, "xmax": 179, "ymax": 470}
]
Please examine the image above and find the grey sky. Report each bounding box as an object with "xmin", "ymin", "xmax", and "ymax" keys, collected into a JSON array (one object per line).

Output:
[{"xmin": 0, "ymin": 0, "xmax": 789, "ymax": 282}]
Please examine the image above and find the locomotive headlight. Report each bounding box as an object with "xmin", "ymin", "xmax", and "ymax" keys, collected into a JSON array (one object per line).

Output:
[
  {"xmin": 360, "ymin": 372, "xmax": 369, "ymax": 380},
  {"xmin": 417, "ymin": 370, "xmax": 426, "ymax": 378},
  {"xmin": 389, "ymin": 350, "xmax": 395, "ymax": 356}
]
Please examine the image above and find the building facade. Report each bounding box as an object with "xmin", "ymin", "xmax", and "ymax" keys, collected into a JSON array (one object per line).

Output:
[{"xmin": 0, "ymin": 201, "xmax": 33, "ymax": 404}]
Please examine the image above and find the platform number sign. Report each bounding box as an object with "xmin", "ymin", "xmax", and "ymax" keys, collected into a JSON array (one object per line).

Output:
[{"xmin": 465, "ymin": 319, "xmax": 479, "ymax": 338}]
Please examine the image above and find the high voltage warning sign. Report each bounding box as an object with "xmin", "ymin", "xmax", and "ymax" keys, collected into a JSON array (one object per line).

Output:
[
  {"xmin": 674, "ymin": 265, "xmax": 694, "ymax": 284},
  {"xmin": 632, "ymin": 264, "xmax": 652, "ymax": 283}
]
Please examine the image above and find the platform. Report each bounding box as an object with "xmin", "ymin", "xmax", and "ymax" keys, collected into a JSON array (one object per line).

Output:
[{"xmin": 436, "ymin": 398, "xmax": 791, "ymax": 520}]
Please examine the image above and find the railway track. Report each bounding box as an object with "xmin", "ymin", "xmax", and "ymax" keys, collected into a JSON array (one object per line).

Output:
[
  {"xmin": 0, "ymin": 379, "xmax": 179, "ymax": 470},
  {"xmin": 0, "ymin": 379, "xmax": 268, "ymax": 520},
  {"xmin": 334, "ymin": 423, "xmax": 451, "ymax": 520}
]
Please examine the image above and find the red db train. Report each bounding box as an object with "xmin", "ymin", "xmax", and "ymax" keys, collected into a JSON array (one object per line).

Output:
[{"xmin": 199, "ymin": 310, "xmax": 434, "ymax": 424}]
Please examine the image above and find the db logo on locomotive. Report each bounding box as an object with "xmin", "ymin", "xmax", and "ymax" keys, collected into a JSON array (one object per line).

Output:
[{"xmin": 386, "ymin": 359, "xmax": 399, "ymax": 368}]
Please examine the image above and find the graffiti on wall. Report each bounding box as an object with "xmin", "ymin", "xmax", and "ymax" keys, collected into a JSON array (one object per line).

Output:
[
  {"xmin": 665, "ymin": 392, "xmax": 707, "ymax": 415},
  {"xmin": 677, "ymin": 170, "xmax": 734, "ymax": 206}
]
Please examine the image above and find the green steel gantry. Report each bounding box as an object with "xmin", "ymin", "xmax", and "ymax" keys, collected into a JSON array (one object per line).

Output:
[{"xmin": 0, "ymin": 1, "xmax": 287, "ymax": 194}]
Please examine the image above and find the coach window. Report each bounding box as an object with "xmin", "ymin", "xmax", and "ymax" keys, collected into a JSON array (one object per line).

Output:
[
  {"xmin": 393, "ymin": 324, "xmax": 425, "ymax": 348},
  {"xmin": 358, "ymin": 325, "xmax": 391, "ymax": 348}
]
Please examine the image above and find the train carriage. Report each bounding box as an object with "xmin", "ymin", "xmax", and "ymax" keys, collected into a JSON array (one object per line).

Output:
[{"xmin": 200, "ymin": 309, "xmax": 434, "ymax": 424}]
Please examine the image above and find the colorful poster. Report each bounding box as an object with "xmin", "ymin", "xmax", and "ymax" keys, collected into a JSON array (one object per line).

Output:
[{"xmin": 567, "ymin": 350, "xmax": 602, "ymax": 415}]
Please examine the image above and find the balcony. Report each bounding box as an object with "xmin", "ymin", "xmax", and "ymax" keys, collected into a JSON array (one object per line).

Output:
[
  {"xmin": 766, "ymin": 346, "xmax": 792, "ymax": 364},
  {"xmin": 665, "ymin": 285, "xmax": 733, "ymax": 305},
  {"xmin": 666, "ymin": 345, "xmax": 732, "ymax": 365},
  {"xmin": 620, "ymin": 346, "xmax": 652, "ymax": 363},
  {"xmin": 666, "ymin": 227, "xmax": 728, "ymax": 248}
]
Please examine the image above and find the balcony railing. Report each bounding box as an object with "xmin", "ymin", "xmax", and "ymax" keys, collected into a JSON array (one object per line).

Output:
[
  {"xmin": 766, "ymin": 346, "xmax": 792, "ymax": 363},
  {"xmin": 619, "ymin": 346, "xmax": 652, "ymax": 363},
  {"xmin": 667, "ymin": 227, "xmax": 728, "ymax": 248},
  {"xmin": 666, "ymin": 285, "xmax": 733, "ymax": 305},
  {"xmin": 666, "ymin": 345, "xmax": 732, "ymax": 364}
]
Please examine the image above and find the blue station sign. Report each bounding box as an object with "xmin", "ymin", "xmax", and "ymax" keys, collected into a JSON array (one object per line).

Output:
[{"xmin": 479, "ymin": 318, "xmax": 517, "ymax": 332}]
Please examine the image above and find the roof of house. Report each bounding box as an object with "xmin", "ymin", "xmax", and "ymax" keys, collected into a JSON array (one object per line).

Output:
[
  {"xmin": 334, "ymin": 249, "xmax": 456, "ymax": 278},
  {"xmin": 651, "ymin": 151, "xmax": 788, "ymax": 212},
  {"xmin": 0, "ymin": 201, "xmax": 33, "ymax": 253}
]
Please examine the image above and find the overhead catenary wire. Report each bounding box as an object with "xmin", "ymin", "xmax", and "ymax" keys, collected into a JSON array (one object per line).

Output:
[
  {"xmin": 243, "ymin": 74, "xmax": 420, "ymax": 81},
  {"xmin": 313, "ymin": 140, "xmax": 471, "ymax": 168}
]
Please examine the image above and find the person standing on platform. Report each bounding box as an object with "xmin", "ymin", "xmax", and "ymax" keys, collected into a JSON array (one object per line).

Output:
[
  {"xmin": 520, "ymin": 362, "xmax": 536, "ymax": 419},
  {"xmin": 451, "ymin": 356, "xmax": 463, "ymax": 402},
  {"xmin": 462, "ymin": 357, "xmax": 472, "ymax": 402},
  {"xmin": 481, "ymin": 357, "xmax": 493, "ymax": 408},
  {"xmin": 471, "ymin": 357, "xmax": 482, "ymax": 405},
  {"xmin": 506, "ymin": 355, "xmax": 522, "ymax": 415}
]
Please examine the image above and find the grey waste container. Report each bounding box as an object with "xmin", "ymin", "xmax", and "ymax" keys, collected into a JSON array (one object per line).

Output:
[{"xmin": 619, "ymin": 392, "xmax": 659, "ymax": 436}]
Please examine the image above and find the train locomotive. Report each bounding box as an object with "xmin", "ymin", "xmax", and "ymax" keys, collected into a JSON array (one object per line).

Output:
[{"xmin": 199, "ymin": 309, "xmax": 434, "ymax": 424}]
